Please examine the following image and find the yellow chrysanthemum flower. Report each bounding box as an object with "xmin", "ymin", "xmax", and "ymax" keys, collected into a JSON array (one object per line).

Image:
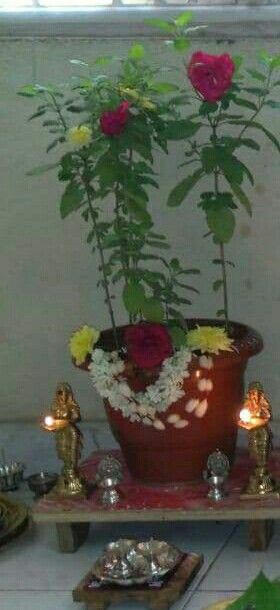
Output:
[
  {"xmin": 68, "ymin": 125, "xmax": 92, "ymax": 148},
  {"xmin": 186, "ymin": 326, "xmax": 233, "ymax": 355},
  {"xmin": 69, "ymin": 325, "xmax": 100, "ymax": 365}
]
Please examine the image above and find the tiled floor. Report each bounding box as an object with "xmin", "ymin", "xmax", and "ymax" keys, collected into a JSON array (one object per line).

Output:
[{"xmin": 0, "ymin": 422, "xmax": 279, "ymax": 610}]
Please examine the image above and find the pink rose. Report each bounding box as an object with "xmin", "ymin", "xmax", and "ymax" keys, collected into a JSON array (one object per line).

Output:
[
  {"xmin": 187, "ymin": 51, "xmax": 235, "ymax": 103},
  {"xmin": 100, "ymin": 101, "xmax": 130, "ymax": 137},
  {"xmin": 124, "ymin": 323, "xmax": 173, "ymax": 370}
]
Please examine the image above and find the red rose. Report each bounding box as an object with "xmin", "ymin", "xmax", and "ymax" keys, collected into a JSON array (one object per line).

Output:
[
  {"xmin": 124, "ymin": 323, "xmax": 173, "ymax": 370},
  {"xmin": 187, "ymin": 51, "xmax": 235, "ymax": 103},
  {"xmin": 100, "ymin": 101, "xmax": 130, "ymax": 137}
]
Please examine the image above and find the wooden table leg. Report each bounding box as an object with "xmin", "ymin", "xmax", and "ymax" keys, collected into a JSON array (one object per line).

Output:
[
  {"xmin": 248, "ymin": 520, "xmax": 274, "ymax": 551},
  {"xmin": 56, "ymin": 522, "xmax": 90, "ymax": 553}
]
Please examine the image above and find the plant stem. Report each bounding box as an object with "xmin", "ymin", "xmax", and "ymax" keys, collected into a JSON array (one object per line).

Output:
[
  {"xmin": 115, "ymin": 185, "xmax": 130, "ymax": 285},
  {"xmin": 219, "ymin": 242, "xmax": 229, "ymax": 327},
  {"xmin": 82, "ymin": 164, "xmax": 119, "ymax": 351},
  {"xmin": 212, "ymin": 121, "xmax": 229, "ymax": 326},
  {"xmin": 48, "ymin": 93, "xmax": 68, "ymax": 132},
  {"xmin": 49, "ymin": 97, "xmax": 119, "ymax": 347}
]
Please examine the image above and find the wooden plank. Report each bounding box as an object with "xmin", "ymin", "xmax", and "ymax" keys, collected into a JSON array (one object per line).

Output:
[
  {"xmin": 56, "ymin": 522, "xmax": 90, "ymax": 553},
  {"xmin": 73, "ymin": 553, "xmax": 203, "ymax": 610},
  {"xmin": 248, "ymin": 520, "xmax": 274, "ymax": 551},
  {"xmin": 33, "ymin": 505, "xmax": 280, "ymax": 524}
]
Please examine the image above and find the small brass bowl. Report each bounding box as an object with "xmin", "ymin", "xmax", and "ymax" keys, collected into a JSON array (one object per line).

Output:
[{"xmin": 27, "ymin": 472, "xmax": 58, "ymax": 497}]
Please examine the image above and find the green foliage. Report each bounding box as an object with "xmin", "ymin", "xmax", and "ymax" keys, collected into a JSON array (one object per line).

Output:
[
  {"xmin": 164, "ymin": 44, "xmax": 280, "ymax": 320},
  {"xmin": 20, "ymin": 13, "xmax": 280, "ymax": 335},
  {"xmin": 207, "ymin": 206, "xmax": 235, "ymax": 243},
  {"xmin": 228, "ymin": 572, "xmax": 280, "ymax": 610},
  {"xmin": 167, "ymin": 169, "xmax": 203, "ymax": 207},
  {"xmin": 60, "ymin": 183, "xmax": 84, "ymax": 219}
]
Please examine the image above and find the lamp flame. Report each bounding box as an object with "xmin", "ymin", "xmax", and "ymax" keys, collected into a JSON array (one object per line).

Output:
[
  {"xmin": 239, "ymin": 408, "xmax": 251, "ymax": 424},
  {"xmin": 44, "ymin": 415, "xmax": 54, "ymax": 427}
]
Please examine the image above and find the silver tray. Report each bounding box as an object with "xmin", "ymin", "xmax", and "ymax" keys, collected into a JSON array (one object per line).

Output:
[{"xmin": 92, "ymin": 538, "xmax": 182, "ymax": 586}]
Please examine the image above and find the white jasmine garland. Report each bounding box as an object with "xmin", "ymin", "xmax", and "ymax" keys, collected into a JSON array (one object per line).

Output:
[{"xmin": 89, "ymin": 347, "xmax": 192, "ymax": 427}]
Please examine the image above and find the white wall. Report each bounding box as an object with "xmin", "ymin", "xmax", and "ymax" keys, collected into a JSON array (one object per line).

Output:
[{"xmin": 1, "ymin": 35, "xmax": 280, "ymax": 420}]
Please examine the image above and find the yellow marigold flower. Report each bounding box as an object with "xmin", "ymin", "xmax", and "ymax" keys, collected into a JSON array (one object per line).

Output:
[
  {"xmin": 68, "ymin": 125, "xmax": 92, "ymax": 148},
  {"xmin": 140, "ymin": 97, "xmax": 156, "ymax": 111},
  {"xmin": 70, "ymin": 325, "xmax": 100, "ymax": 365},
  {"xmin": 186, "ymin": 326, "xmax": 233, "ymax": 355}
]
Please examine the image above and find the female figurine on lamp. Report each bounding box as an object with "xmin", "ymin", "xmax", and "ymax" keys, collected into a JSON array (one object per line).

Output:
[
  {"xmin": 238, "ymin": 382, "xmax": 277, "ymax": 498},
  {"xmin": 43, "ymin": 383, "xmax": 86, "ymax": 498}
]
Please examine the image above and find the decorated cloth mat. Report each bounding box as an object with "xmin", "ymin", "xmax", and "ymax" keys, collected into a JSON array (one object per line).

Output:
[{"xmin": 34, "ymin": 447, "xmax": 280, "ymax": 513}]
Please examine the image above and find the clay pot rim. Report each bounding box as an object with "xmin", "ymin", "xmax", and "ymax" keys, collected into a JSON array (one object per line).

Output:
[
  {"xmin": 74, "ymin": 319, "xmax": 263, "ymax": 371},
  {"xmin": 99, "ymin": 318, "xmax": 263, "ymax": 364}
]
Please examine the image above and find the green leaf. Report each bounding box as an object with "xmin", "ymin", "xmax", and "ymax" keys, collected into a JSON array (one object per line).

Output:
[
  {"xmin": 173, "ymin": 38, "xmax": 190, "ymax": 52},
  {"xmin": 233, "ymin": 97, "xmax": 258, "ymax": 111},
  {"xmin": 126, "ymin": 199, "xmax": 151, "ymax": 224},
  {"xmin": 265, "ymin": 100, "xmax": 280, "ymax": 109},
  {"xmin": 167, "ymin": 169, "xmax": 203, "ymax": 207},
  {"xmin": 141, "ymin": 297, "xmax": 164, "ymax": 323},
  {"xmin": 217, "ymin": 152, "xmax": 244, "ymax": 185},
  {"xmin": 239, "ymin": 138, "xmax": 260, "ymax": 151},
  {"xmin": 129, "ymin": 43, "xmax": 145, "ymax": 61},
  {"xmin": 246, "ymin": 68, "xmax": 266, "ymax": 82},
  {"xmin": 123, "ymin": 282, "xmax": 145, "ymax": 315},
  {"xmin": 168, "ymin": 326, "xmax": 187, "ymax": 348},
  {"xmin": 227, "ymin": 181, "xmax": 252, "ymax": 216},
  {"xmin": 174, "ymin": 11, "xmax": 193, "ymax": 27},
  {"xmin": 201, "ymin": 147, "xmax": 218, "ymax": 174},
  {"xmin": 94, "ymin": 55, "xmax": 114, "ymax": 65},
  {"xmin": 271, "ymin": 55, "xmax": 280, "ymax": 70},
  {"xmin": 228, "ymin": 119, "xmax": 280, "ymax": 153},
  {"xmin": 233, "ymin": 55, "xmax": 243, "ymax": 71},
  {"xmin": 213, "ymin": 279, "xmax": 223, "ymax": 292},
  {"xmin": 199, "ymin": 101, "xmax": 218, "ymax": 115},
  {"xmin": 229, "ymin": 572, "xmax": 280, "ymax": 610},
  {"xmin": 17, "ymin": 84, "xmax": 41, "ymax": 97},
  {"xmin": 259, "ymin": 50, "xmax": 272, "ymax": 66},
  {"xmin": 151, "ymin": 82, "xmax": 179, "ymax": 94},
  {"xmin": 27, "ymin": 162, "xmax": 59, "ymax": 176},
  {"xmin": 28, "ymin": 109, "xmax": 46, "ymax": 121},
  {"xmin": 144, "ymin": 18, "xmax": 176, "ymax": 33},
  {"xmin": 164, "ymin": 120, "xmax": 201, "ymax": 140},
  {"xmin": 207, "ymin": 207, "xmax": 235, "ymax": 243},
  {"xmin": 60, "ymin": 183, "xmax": 84, "ymax": 219}
]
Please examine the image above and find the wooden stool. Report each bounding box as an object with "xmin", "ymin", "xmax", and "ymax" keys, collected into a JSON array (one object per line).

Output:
[{"xmin": 73, "ymin": 552, "xmax": 203, "ymax": 610}]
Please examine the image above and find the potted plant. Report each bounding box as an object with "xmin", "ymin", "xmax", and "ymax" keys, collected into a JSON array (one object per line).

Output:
[{"xmin": 19, "ymin": 15, "xmax": 280, "ymax": 482}]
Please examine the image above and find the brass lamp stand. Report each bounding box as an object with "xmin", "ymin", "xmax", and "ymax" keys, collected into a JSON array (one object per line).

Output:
[
  {"xmin": 42, "ymin": 382, "xmax": 87, "ymax": 498},
  {"xmin": 238, "ymin": 381, "xmax": 278, "ymax": 499}
]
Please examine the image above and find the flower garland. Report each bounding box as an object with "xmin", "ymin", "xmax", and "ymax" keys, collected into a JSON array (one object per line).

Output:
[
  {"xmin": 89, "ymin": 347, "xmax": 193, "ymax": 430},
  {"xmin": 70, "ymin": 323, "xmax": 234, "ymax": 430}
]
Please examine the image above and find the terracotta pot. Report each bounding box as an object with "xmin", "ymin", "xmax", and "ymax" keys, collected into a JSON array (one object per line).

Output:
[{"xmin": 100, "ymin": 319, "xmax": 263, "ymax": 483}]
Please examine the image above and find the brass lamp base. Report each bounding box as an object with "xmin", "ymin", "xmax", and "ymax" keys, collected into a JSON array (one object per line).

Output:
[
  {"xmin": 240, "ymin": 470, "xmax": 279, "ymax": 500},
  {"xmin": 49, "ymin": 471, "xmax": 87, "ymax": 499}
]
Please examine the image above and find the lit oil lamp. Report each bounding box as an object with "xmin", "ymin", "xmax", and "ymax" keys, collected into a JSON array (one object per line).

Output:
[
  {"xmin": 42, "ymin": 415, "xmax": 68, "ymax": 432},
  {"xmin": 41, "ymin": 383, "xmax": 86, "ymax": 498},
  {"xmin": 238, "ymin": 381, "xmax": 277, "ymax": 498}
]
